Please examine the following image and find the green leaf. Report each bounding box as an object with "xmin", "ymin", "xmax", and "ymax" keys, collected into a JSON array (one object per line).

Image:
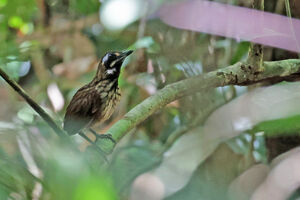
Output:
[
  {"xmin": 110, "ymin": 146, "xmax": 161, "ymax": 193},
  {"xmin": 251, "ymin": 114, "xmax": 300, "ymax": 137},
  {"xmin": 230, "ymin": 41, "xmax": 250, "ymax": 64},
  {"xmin": 70, "ymin": 0, "xmax": 99, "ymax": 14}
]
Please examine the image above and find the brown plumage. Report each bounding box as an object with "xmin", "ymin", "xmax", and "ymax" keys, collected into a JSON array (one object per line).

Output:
[{"xmin": 63, "ymin": 50, "xmax": 133, "ymax": 135}]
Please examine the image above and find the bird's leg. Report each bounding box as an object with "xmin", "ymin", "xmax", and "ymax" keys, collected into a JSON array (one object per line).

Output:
[
  {"xmin": 89, "ymin": 128, "xmax": 116, "ymax": 144},
  {"xmin": 88, "ymin": 128, "xmax": 99, "ymax": 138},
  {"xmin": 78, "ymin": 131, "xmax": 108, "ymax": 162}
]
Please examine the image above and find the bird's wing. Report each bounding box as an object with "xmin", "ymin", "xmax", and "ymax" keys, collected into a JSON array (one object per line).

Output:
[{"xmin": 63, "ymin": 87, "xmax": 101, "ymax": 135}]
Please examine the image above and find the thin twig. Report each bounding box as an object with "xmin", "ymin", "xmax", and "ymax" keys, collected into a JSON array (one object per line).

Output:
[
  {"xmin": 247, "ymin": 0, "xmax": 264, "ymax": 72},
  {"xmin": 0, "ymin": 67, "xmax": 67, "ymax": 138},
  {"xmin": 0, "ymin": 67, "xmax": 107, "ymax": 161}
]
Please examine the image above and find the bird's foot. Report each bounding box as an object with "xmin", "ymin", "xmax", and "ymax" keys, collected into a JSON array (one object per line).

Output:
[
  {"xmin": 96, "ymin": 133, "xmax": 116, "ymax": 144},
  {"xmin": 89, "ymin": 128, "xmax": 115, "ymax": 144}
]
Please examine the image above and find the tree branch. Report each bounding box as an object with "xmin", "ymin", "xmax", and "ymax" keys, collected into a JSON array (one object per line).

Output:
[{"xmin": 105, "ymin": 59, "xmax": 300, "ymax": 153}]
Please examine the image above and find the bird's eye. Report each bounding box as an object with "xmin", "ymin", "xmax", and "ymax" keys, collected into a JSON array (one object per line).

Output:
[{"xmin": 102, "ymin": 53, "xmax": 117, "ymax": 68}]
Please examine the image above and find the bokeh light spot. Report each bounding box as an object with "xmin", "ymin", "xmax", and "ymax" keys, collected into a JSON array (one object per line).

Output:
[{"xmin": 100, "ymin": 0, "xmax": 143, "ymax": 30}]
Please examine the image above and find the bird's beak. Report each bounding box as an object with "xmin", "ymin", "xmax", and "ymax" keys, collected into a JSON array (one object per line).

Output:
[
  {"xmin": 114, "ymin": 50, "xmax": 133, "ymax": 66},
  {"xmin": 120, "ymin": 50, "xmax": 133, "ymax": 58},
  {"xmin": 118, "ymin": 50, "xmax": 133, "ymax": 60}
]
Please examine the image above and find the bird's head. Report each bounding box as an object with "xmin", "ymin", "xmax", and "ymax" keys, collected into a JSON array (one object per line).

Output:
[{"xmin": 96, "ymin": 50, "xmax": 133, "ymax": 80}]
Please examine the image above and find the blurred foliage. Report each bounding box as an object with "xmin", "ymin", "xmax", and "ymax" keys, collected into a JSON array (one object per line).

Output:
[
  {"xmin": 69, "ymin": 0, "xmax": 100, "ymax": 15},
  {"xmin": 165, "ymin": 144, "xmax": 249, "ymax": 200},
  {"xmin": 0, "ymin": 0, "xmax": 300, "ymax": 199},
  {"xmin": 0, "ymin": 0, "xmax": 36, "ymax": 59},
  {"xmin": 109, "ymin": 145, "xmax": 161, "ymax": 194}
]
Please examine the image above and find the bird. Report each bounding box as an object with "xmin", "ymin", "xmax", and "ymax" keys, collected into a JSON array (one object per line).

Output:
[{"xmin": 63, "ymin": 50, "xmax": 133, "ymax": 140}]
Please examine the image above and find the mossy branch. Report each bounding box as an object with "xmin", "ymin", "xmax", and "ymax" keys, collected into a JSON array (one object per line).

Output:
[{"xmin": 106, "ymin": 59, "xmax": 300, "ymax": 153}]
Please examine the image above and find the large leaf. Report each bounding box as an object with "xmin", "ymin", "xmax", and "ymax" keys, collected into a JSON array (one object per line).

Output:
[
  {"xmin": 166, "ymin": 144, "xmax": 249, "ymax": 200},
  {"xmin": 109, "ymin": 145, "xmax": 161, "ymax": 194}
]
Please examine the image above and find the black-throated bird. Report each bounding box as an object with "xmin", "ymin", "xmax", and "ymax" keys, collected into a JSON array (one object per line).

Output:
[{"xmin": 63, "ymin": 50, "xmax": 133, "ymax": 138}]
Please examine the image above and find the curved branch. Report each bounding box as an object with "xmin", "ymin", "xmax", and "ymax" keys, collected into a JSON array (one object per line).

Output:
[{"xmin": 107, "ymin": 59, "xmax": 300, "ymax": 152}]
